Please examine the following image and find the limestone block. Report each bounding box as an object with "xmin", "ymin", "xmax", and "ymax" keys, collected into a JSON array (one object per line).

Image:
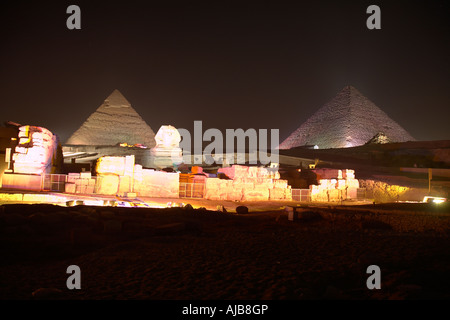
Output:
[
  {"xmin": 204, "ymin": 178, "xmax": 220, "ymax": 200},
  {"xmin": 96, "ymin": 156, "xmax": 126, "ymax": 176},
  {"xmin": 1, "ymin": 173, "xmax": 42, "ymax": 191},
  {"xmin": 274, "ymin": 179, "xmax": 288, "ymax": 188},
  {"xmin": 328, "ymin": 189, "xmax": 340, "ymax": 201},
  {"xmin": 269, "ymin": 188, "xmax": 286, "ymax": 200},
  {"xmin": 227, "ymin": 189, "xmax": 243, "ymax": 201},
  {"xmin": 96, "ymin": 175, "xmax": 120, "ymax": 195},
  {"xmin": 85, "ymin": 186, "xmax": 95, "ymax": 194},
  {"xmin": 343, "ymin": 169, "xmax": 355, "ymax": 179},
  {"xmin": 67, "ymin": 173, "xmax": 80, "ymax": 183},
  {"xmin": 204, "ymin": 178, "xmax": 231, "ymax": 200},
  {"xmin": 347, "ymin": 188, "xmax": 358, "ymax": 199},
  {"xmin": 0, "ymin": 193, "xmax": 23, "ymax": 201},
  {"xmin": 80, "ymin": 172, "xmax": 91, "ymax": 179},
  {"xmin": 76, "ymin": 185, "xmax": 86, "ymax": 194},
  {"xmin": 118, "ymin": 175, "xmax": 132, "ymax": 195},
  {"xmin": 319, "ymin": 179, "xmax": 337, "ymax": 189},
  {"xmin": 346, "ymin": 178, "xmax": 360, "ymax": 189},
  {"xmin": 255, "ymin": 178, "xmax": 273, "ymax": 189},
  {"xmin": 124, "ymin": 155, "xmax": 135, "ymax": 177},
  {"xmin": 337, "ymin": 179, "xmax": 347, "ymax": 189},
  {"xmin": 285, "ymin": 187, "xmax": 292, "ymax": 200},
  {"xmin": 135, "ymin": 170, "xmax": 179, "ymax": 198},
  {"xmin": 217, "ymin": 165, "xmax": 248, "ymax": 179},
  {"xmin": 247, "ymin": 166, "xmax": 258, "ymax": 178},
  {"xmin": 314, "ymin": 169, "xmax": 341, "ymax": 180},
  {"xmin": 65, "ymin": 183, "xmax": 76, "ymax": 193},
  {"xmin": 256, "ymin": 167, "xmax": 270, "ymax": 178},
  {"xmin": 242, "ymin": 189, "xmax": 269, "ymax": 201},
  {"xmin": 134, "ymin": 165, "xmax": 143, "ymax": 183},
  {"xmin": 234, "ymin": 165, "xmax": 249, "ymax": 178},
  {"xmin": 14, "ymin": 146, "xmax": 27, "ymax": 154},
  {"xmin": 217, "ymin": 180, "xmax": 230, "ymax": 200}
]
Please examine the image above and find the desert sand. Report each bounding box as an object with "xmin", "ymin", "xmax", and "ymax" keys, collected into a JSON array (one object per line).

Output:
[{"xmin": 0, "ymin": 201, "xmax": 449, "ymax": 301}]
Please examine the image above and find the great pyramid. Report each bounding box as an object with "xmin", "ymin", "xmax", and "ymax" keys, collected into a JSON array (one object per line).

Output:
[
  {"xmin": 66, "ymin": 89, "xmax": 156, "ymax": 148},
  {"xmin": 278, "ymin": 86, "xmax": 415, "ymax": 149}
]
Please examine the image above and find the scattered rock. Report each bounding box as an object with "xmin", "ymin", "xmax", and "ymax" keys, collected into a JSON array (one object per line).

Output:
[
  {"xmin": 217, "ymin": 205, "xmax": 227, "ymax": 213},
  {"xmin": 236, "ymin": 206, "xmax": 249, "ymax": 214},
  {"xmin": 66, "ymin": 200, "xmax": 84, "ymax": 207}
]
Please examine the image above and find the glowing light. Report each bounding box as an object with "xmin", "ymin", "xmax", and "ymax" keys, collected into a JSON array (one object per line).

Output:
[
  {"xmin": 423, "ymin": 196, "xmax": 447, "ymax": 204},
  {"xmin": 83, "ymin": 200, "xmax": 105, "ymax": 206}
]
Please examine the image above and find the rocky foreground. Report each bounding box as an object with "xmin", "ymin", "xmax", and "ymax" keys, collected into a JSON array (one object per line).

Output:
[{"xmin": 0, "ymin": 202, "xmax": 449, "ymax": 300}]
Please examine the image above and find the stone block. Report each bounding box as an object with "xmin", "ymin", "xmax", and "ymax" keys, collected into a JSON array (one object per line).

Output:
[
  {"xmin": 96, "ymin": 174, "xmax": 119, "ymax": 195},
  {"xmin": 65, "ymin": 183, "xmax": 76, "ymax": 193}
]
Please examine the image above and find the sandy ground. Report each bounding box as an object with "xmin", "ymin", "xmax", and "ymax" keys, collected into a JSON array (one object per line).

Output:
[{"xmin": 0, "ymin": 201, "xmax": 449, "ymax": 301}]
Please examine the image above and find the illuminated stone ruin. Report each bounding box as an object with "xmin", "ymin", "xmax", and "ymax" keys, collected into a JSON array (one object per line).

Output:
[
  {"xmin": 206, "ymin": 165, "xmax": 291, "ymax": 201},
  {"xmin": 279, "ymin": 86, "xmax": 415, "ymax": 150},
  {"xmin": 149, "ymin": 125, "xmax": 183, "ymax": 169},
  {"xmin": 309, "ymin": 168, "xmax": 359, "ymax": 201},
  {"xmin": 1, "ymin": 125, "xmax": 61, "ymax": 191}
]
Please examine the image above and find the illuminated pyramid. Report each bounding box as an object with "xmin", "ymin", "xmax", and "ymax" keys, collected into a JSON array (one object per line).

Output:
[
  {"xmin": 279, "ymin": 86, "xmax": 415, "ymax": 149},
  {"xmin": 66, "ymin": 89, "xmax": 156, "ymax": 148}
]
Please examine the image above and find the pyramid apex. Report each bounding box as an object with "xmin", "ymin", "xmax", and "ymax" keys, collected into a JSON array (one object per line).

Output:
[
  {"xmin": 104, "ymin": 89, "xmax": 131, "ymax": 107},
  {"xmin": 341, "ymin": 85, "xmax": 359, "ymax": 93}
]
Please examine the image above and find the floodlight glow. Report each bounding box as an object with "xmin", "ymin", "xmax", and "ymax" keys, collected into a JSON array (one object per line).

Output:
[{"xmin": 423, "ymin": 196, "xmax": 447, "ymax": 204}]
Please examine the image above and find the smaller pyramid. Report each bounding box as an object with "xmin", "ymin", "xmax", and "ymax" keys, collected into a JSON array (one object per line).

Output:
[
  {"xmin": 66, "ymin": 90, "xmax": 156, "ymax": 147},
  {"xmin": 279, "ymin": 86, "xmax": 415, "ymax": 149},
  {"xmin": 366, "ymin": 132, "xmax": 390, "ymax": 145}
]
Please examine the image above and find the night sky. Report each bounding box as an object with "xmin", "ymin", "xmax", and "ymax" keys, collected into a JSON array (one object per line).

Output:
[{"xmin": 1, "ymin": 0, "xmax": 449, "ymax": 144}]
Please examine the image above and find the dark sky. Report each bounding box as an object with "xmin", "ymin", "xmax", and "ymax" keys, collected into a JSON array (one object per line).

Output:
[{"xmin": 1, "ymin": 0, "xmax": 449, "ymax": 144}]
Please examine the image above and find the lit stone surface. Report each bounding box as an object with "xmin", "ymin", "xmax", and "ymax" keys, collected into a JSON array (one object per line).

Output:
[
  {"xmin": 204, "ymin": 165, "xmax": 291, "ymax": 201},
  {"xmin": 66, "ymin": 89, "xmax": 156, "ymax": 148},
  {"xmin": 279, "ymin": 86, "xmax": 415, "ymax": 149},
  {"xmin": 12, "ymin": 125, "xmax": 59, "ymax": 175},
  {"xmin": 149, "ymin": 125, "xmax": 183, "ymax": 169}
]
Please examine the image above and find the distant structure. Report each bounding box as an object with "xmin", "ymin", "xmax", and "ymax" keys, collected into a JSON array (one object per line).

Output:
[
  {"xmin": 63, "ymin": 90, "xmax": 157, "ymax": 170},
  {"xmin": 66, "ymin": 89, "xmax": 156, "ymax": 147},
  {"xmin": 278, "ymin": 86, "xmax": 415, "ymax": 150}
]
